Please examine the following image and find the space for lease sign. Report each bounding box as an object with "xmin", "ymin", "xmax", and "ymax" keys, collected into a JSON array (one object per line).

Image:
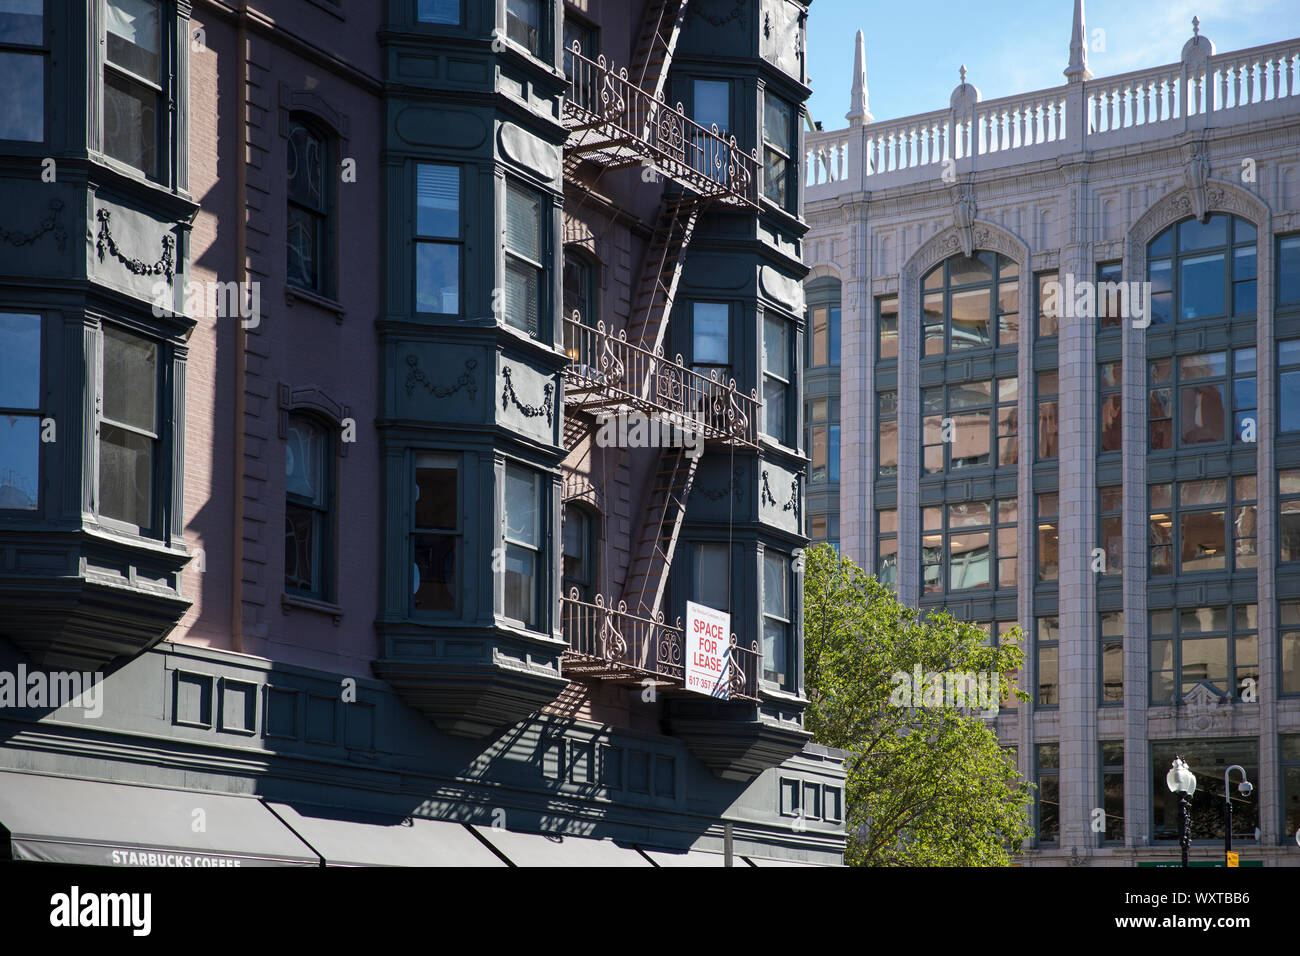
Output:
[{"xmin": 685, "ymin": 601, "xmax": 731, "ymax": 698}]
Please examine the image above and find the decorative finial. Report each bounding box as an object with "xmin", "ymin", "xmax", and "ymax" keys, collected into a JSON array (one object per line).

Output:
[
  {"xmin": 959, "ymin": 64, "xmax": 967, "ymax": 84},
  {"xmin": 1065, "ymin": 0, "xmax": 1092, "ymax": 82},
  {"xmin": 1192, "ymin": 16, "xmax": 1200, "ymax": 35},
  {"xmin": 846, "ymin": 29, "xmax": 873, "ymax": 126}
]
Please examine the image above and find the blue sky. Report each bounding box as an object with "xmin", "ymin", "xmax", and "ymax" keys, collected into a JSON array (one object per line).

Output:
[{"xmin": 804, "ymin": 0, "xmax": 1299, "ymax": 130}]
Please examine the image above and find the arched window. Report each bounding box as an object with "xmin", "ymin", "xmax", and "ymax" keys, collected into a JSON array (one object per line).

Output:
[
  {"xmin": 921, "ymin": 251, "xmax": 1019, "ymax": 355},
  {"xmin": 284, "ymin": 414, "xmax": 334, "ymax": 599},
  {"xmin": 287, "ymin": 115, "xmax": 333, "ymax": 295},
  {"xmin": 1147, "ymin": 214, "xmax": 1256, "ymax": 324}
]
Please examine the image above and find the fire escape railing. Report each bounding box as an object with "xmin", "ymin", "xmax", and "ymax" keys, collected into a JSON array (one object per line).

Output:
[
  {"xmin": 563, "ymin": 313, "xmax": 760, "ymax": 449},
  {"xmin": 564, "ymin": 42, "xmax": 759, "ymax": 209},
  {"xmin": 561, "ymin": 589, "xmax": 760, "ymax": 703}
]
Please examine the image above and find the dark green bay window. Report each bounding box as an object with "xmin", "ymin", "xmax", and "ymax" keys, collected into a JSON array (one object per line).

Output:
[
  {"xmin": 412, "ymin": 453, "xmax": 460, "ymax": 613},
  {"xmin": 503, "ymin": 463, "xmax": 543, "ymax": 628},
  {"xmin": 504, "ymin": 180, "xmax": 546, "ymax": 338},
  {"xmin": 762, "ymin": 314, "xmax": 791, "ymax": 445},
  {"xmin": 98, "ymin": 325, "xmax": 159, "ymax": 533},
  {"xmin": 415, "ymin": 163, "xmax": 460, "ymax": 315},
  {"xmin": 284, "ymin": 415, "xmax": 334, "ymax": 600},
  {"xmin": 762, "ymin": 90, "xmax": 795, "ymax": 211},
  {"xmin": 0, "ymin": 0, "xmax": 44, "ymax": 142},
  {"xmin": 103, "ymin": 0, "xmax": 163, "ymax": 176},
  {"xmin": 0, "ymin": 313, "xmax": 41, "ymax": 511},
  {"xmin": 762, "ymin": 550, "xmax": 791, "ymax": 687}
]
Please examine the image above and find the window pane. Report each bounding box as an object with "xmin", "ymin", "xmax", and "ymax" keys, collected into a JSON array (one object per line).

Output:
[
  {"xmin": 562, "ymin": 507, "xmax": 590, "ymax": 587},
  {"xmin": 1178, "ymin": 214, "xmax": 1227, "ymax": 251},
  {"xmin": 950, "ymin": 288, "xmax": 991, "ymax": 349},
  {"xmin": 763, "ymin": 315, "xmax": 788, "ymax": 379},
  {"xmin": 506, "ymin": 181, "xmax": 543, "ymax": 263},
  {"xmin": 1038, "ymin": 645, "xmax": 1058, "ymax": 706},
  {"xmin": 415, "ymin": 453, "xmax": 458, "ymax": 530},
  {"xmin": 417, "ymin": 164, "xmax": 459, "ymax": 238},
  {"xmin": 288, "ymin": 123, "xmax": 325, "ymax": 210},
  {"xmin": 505, "ymin": 0, "xmax": 541, "ymax": 55},
  {"xmin": 1180, "ymin": 383, "xmax": 1225, "ymax": 443},
  {"xmin": 284, "ymin": 501, "xmax": 320, "ymax": 593},
  {"xmin": 0, "ymin": 313, "xmax": 41, "ymax": 408},
  {"xmin": 878, "ymin": 298, "xmax": 898, "ymax": 360},
  {"xmin": 0, "ymin": 0, "xmax": 41, "ymax": 44},
  {"xmin": 504, "ymin": 465, "xmax": 540, "ymax": 547},
  {"xmin": 285, "ymin": 419, "xmax": 325, "ymax": 505},
  {"xmin": 763, "ymin": 551, "xmax": 786, "ymax": 616},
  {"xmin": 417, "ymin": 0, "xmax": 459, "ymax": 24},
  {"xmin": 103, "ymin": 69, "xmax": 156, "ymax": 175},
  {"xmin": 413, "ymin": 533, "xmax": 456, "ymax": 610},
  {"xmin": 694, "ymin": 543, "xmax": 729, "ymax": 611},
  {"xmin": 811, "ymin": 306, "xmax": 828, "ymax": 366},
  {"xmin": 763, "ymin": 379, "xmax": 787, "ymax": 441},
  {"xmin": 952, "ymin": 410, "xmax": 990, "ymax": 468},
  {"xmin": 0, "ymin": 52, "xmax": 42, "ymax": 141},
  {"xmin": 763, "ymin": 91, "xmax": 791, "ymax": 153},
  {"xmin": 949, "ymin": 253, "xmax": 994, "ymax": 285},
  {"xmin": 1280, "ymin": 237, "xmax": 1300, "ymax": 304},
  {"xmin": 503, "ymin": 544, "xmax": 537, "ymax": 624},
  {"xmin": 102, "ymin": 326, "xmax": 157, "ymax": 432},
  {"xmin": 1102, "ymin": 643, "xmax": 1123, "ymax": 703},
  {"xmin": 1179, "ymin": 253, "xmax": 1225, "ymax": 318},
  {"xmin": 0, "ymin": 415, "xmax": 39, "ymax": 510},
  {"xmin": 693, "ymin": 303, "xmax": 729, "ymax": 365},
  {"xmin": 286, "ymin": 206, "xmax": 322, "ymax": 291},
  {"xmin": 99, "ymin": 423, "xmax": 152, "ymax": 526},
  {"xmin": 106, "ymin": 0, "xmax": 160, "ymax": 81},
  {"xmin": 504, "ymin": 258, "xmax": 539, "ymax": 335},
  {"xmin": 923, "ymin": 292, "xmax": 943, "ymax": 355},
  {"xmin": 1180, "ymin": 510, "xmax": 1225, "ymax": 572},
  {"xmin": 1037, "ymin": 401, "xmax": 1058, "ymax": 458},
  {"xmin": 1282, "ymin": 371, "xmax": 1300, "ymax": 432},
  {"xmin": 416, "ymin": 242, "xmax": 459, "ymax": 314},
  {"xmin": 1100, "ymin": 393, "xmax": 1122, "ymax": 452},
  {"xmin": 694, "ymin": 79, "xmax": 729, "ymax": 132}
]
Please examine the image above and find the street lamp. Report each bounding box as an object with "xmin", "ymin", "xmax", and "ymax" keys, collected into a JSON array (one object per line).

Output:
[
  {"xmin": 1223, "ymin": 764, "xmax": 1253, "ymax": 865},
  {"xmin": 1166, "ymin": 756, "xmax": 1197, "ymax": 868}
]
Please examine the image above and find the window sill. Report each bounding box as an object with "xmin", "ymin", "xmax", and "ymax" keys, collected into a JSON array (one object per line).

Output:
[
  {"xmin": 282, "ymin": 592, "xmax": 343, "ymax": 625},
  {"xmin": 285, "ymin": 285, "xmax": 346, "ymax": 323}
]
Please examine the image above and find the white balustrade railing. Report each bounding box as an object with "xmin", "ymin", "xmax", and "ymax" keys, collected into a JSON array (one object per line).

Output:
[{"xmin": 805, "ymin": 37, "xmax": 1300, "ymax": 194}]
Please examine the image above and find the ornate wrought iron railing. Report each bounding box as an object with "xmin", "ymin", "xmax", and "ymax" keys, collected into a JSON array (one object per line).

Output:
[
  {"xmin": 563, "ymin": 313, "xmax": 759, "ymax": 448},
  {"xmin": 560, "ymin": 590, "xmax": 759, "ymax": 703},
  {"xmin": 564, "ymin": 42, "xmax": 759, "ymax": 208}
]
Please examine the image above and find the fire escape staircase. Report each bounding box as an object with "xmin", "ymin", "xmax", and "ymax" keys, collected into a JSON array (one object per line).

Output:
[{"xmin": 630, "ymin": 0, "xmax": 691, "ymax": 105}]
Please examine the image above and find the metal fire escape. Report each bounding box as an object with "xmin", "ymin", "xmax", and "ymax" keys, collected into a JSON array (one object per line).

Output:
[{"xmin": 558, "ymin": 5, "xmax": 761, "ymax": 699}]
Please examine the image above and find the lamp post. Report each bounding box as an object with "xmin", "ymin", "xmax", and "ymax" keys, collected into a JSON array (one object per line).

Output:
[
  {"xmin": 1223, "ymin": 765, "xmax": 1253, "ymax": 865},
  {"xmin": 1166, "ymin": 756, "xmax": 1197, "ymax": 868}
]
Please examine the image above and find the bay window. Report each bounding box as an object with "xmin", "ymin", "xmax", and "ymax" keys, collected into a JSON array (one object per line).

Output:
[
  {"xmin": 762, "ymin": 550, "xmax": 790, "ymax": 686},
  {"xmin": 98, "ymin": 325, "xmax": 159, "ymax": 532},
  {"xmin": 416, "ymin": 163, "xmax": 461, "ymax": 315},
  {"xmin": 503, "ymin": 463, "xmax": 543, "ymax": 628},
  {"xmin": 412, "ymin": 453, "xmax": 460, "ymax": 612},
  {"xmin": 504, "ymin": 179, "xmax": 546, "ymax": 337},
  {"xmin": 103, "ymin": 0, "xmax": 162, "ymax": 177},
  {"xmin": 761, "ymin": 314, "xmax": 791, "ymax": 445},
  {"xmin": 762, "ymin": 90, "xmax": 794, "ymax": 210},
  {"xmin": 0, "ymin": 0, "xmax": 43, "ymax": 141},
  {"xmin": 0, "ymin": 312, "xmax": 41, "ymax": 511}
]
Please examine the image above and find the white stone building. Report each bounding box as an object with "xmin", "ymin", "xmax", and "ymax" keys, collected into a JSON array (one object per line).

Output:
[{"xmin": 802, "ymin": 1, "xmax": 1300, "ymax": 864}]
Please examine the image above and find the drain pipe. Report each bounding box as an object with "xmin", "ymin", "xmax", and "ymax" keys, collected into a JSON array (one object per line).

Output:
[{"xmin": 230, "ymin": 0, "xmax": 249, "ymax": 654}]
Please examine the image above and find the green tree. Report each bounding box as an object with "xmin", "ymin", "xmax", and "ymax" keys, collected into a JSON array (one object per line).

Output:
[{"xmin": 802, "ymin": 544, "xmax": 1034, "ymax": 866}]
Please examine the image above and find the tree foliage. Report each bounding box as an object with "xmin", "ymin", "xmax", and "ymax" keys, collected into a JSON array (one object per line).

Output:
[{"xmin": 802, "ymin": 545, "xmax": 1034, "ymax": 866}]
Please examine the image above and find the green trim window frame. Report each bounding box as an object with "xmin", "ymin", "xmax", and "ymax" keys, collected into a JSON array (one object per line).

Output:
[
  {"xmin": 876, "ymin": 507, "xmax": 897, "ymax": 591},
  {"xmin": 1036, "ymin": 743, "xmax": 1060, "ymax": 845},
  {"xmin": 1100, "ymin": 741, "xmax": 1124, "ymax": 843},
  {"xmin": 1097, "ymin": 261, "xmax": 1123, "ymax": 330},
  {"xmin": 1279, "ymin": 235, "xmax": 1300, "ymax": 307},
  {"xmin": 287, "ymin": 115, "xmax": 334, "ymax": 296},
  {"xmin": 921, "ymin": 498, "xmax": 1017, "ymax": 596},
  {"xmin": 1283, "ymin": 734, "xmax": 1300, "ymax": 839},
  {"xmin": 922, "ymin": 253, "xmax": 1018, "ymax": 356},
  {"xmin": 505, "ymin": 0, "xmax": 547, "ymax": 59},
  {"xmin": 1281, "ymin": 469, "xmax": 1300, "ymax": 564},
  {"xmin": 922, "ymin": 376, "xmax": 1017, "ymax": 474},
  {"xmin": 1100, "ymin": 610, "xmax": 1123, "ymax": 704},
  {"xmin": 284, "ymin": 414, "xmax": 334, "ymax": 600},
  {"xmin": 1281, "ymin": 339, "xmax": 1300, "ymax": 434},
  {"xmin": 1036, "ymin": 617, "xmax": 1059, "ymax": 707},
  {"xmin": 876, "ymin": 388, "xmax": 897, "ymax": 478},
  {"xmin": 762, "ymin": 90, "xmax": 795, "ymax": 211},
  {"xmin": 1099, "ymin": 360, "xmax": 1122, "ymax": 454},
  {"xmin": 0, "ymin": 0, "xmax": 44, "ymax": 142},
  {"xmin": 1149, "ymin": 349, "xmax": 1256, "ymax": 449},
  {"xmin": 98, "ymin": 324, "xmax": 162, "ymax": 536},
  {"xmin": 417, "ymin": 0, "xmax": 459, "ymax": 25},
  {"xmin": 1037, "ymin": 492, "xmax": 1058, "ymax": 583},
  {"xmin": 103, "ymin": 0, "xmax": 165, "ymax": 178},
  {"xmin": 0, "ymin": 312, "xmax": 42, "ymax": 512},
  {"xmin": 562, "ymin": 503, "xmax": 596, "ymax": 604},
  {"xmin": 1035, "ymin": 270, "xmax": 1059, "ymax": 339},
  {"xmin": 504, "ymin": 178, "xmax": 548, "ymax": 338},
  {"xmin": 502, "ymin": 462, "xmax": 545, "ymax": 629},
  {"xmin": 1149, "ymin": 604, "xmax": 1258, "ymax": 704},
  {"xmin": 1147, "ymin": 476, "xmax": 1256, "ymax": 577},
  {"xmin": 807, "ymin": 398, "xmax": 839, "ymax": 484},
  {"xmin": 412, "ymin": 452, "xmax": 461, "ymax": 613},
  {"xmin": 1036, "ymin": 369, "xmax": 1058, "ymax": 460},
  {"xmin": 876, "ymin": 294, "xmax": 898, "ymax": 362},
  {"xmin": 1098, "ymin": 484, "xmax": 1122, "ymax": 577},
  {"xmin": 1151, "ymin": 739, "xmax": 1258, "ymax": 842},
  {"xmin": 415, "ymin": 163, "xmax": 461, "ymax": 316},
  {"xmin": 761, "ymin": 313, "xmax": 792, "ymax": 446},
  {"xmin": 1282, "ymin": 601, "xmax": 1300, "ymax": 697},
  {"xmin": 762, "ymin": 549, "xmax": 791, "ymax": 687},
  {"xmin": 1147, "ymin": 215, "xmax": 1257, "ymax": 325}
]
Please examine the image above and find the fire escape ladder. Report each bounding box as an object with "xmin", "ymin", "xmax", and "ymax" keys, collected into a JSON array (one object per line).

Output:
[
  {"xmin": 627, "ymin": 194, "xmax": 700, "ymax": 361},
  {"xmin": 631, "ymin": 0, "xmax": 690, "ymax": 104},
  {"xmin": 622, "ymin": 446, "xmax": 699, "ymax": 624}
]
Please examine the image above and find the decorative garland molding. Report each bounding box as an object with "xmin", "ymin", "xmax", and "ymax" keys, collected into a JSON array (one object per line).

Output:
[
  {"xmin": 501, "ymin": 366, "xmax": 554, "ymax": 426},
  {"xmin": 406, "ymin": 355, "xmax": 477, "ymax": 400},
  {"xmin": 95, "ymin": 209, "xmax": 175, "ymax": 281},
  {"xmin": 0, "ymin": 199, "xmax": 66, "ymax": 251}
]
